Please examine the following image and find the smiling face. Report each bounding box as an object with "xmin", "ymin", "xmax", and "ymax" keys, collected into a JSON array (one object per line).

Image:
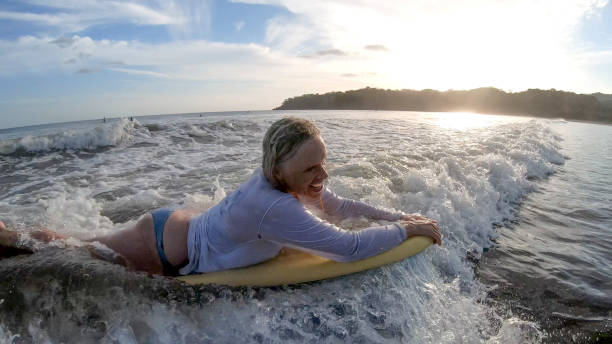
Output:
[{"xmin": 275, "ymin": 135, "xmax": 329, "ymax": 199}]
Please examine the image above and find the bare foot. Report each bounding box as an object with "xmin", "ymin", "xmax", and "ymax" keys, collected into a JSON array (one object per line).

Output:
[
  {"xmin": 30, "ymin": 228, "xmax": 68, "ymax": 242},
  {"xmin": 0, "ymin": 222, "xmax": 65, "ymax": 248},
  {"xmin": 0, "ymin": 221, "xmax": 34, "ymax": 258},
  {"xmin": 0, "ymin": 221, "xmax": 19, "ymax": 246}
]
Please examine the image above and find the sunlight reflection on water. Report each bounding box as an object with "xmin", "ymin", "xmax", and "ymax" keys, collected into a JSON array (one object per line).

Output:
[{"xmin": 431, "ymin": 112, "xmax": 527, "ymax": 130}]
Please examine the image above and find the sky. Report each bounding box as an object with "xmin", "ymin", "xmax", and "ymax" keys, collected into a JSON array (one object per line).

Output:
[{"xmin": 1, "ymin": 0, "xmax": 611, "ymax": 129}]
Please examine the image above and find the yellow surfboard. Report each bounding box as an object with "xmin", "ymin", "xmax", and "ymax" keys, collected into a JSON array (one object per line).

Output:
[{"xmin": 176, "ymin": 236, "xmax": 432, "ymax": 287}]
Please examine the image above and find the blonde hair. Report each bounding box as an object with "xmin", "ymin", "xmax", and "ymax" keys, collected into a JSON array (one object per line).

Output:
[{"xmin": 262, "ymin": 117, "xmax": 320, "ymax": 187}]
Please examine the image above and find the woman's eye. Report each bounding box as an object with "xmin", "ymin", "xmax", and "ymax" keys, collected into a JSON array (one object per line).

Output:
[{"xmin": 306, "ymin": 162, "xmax": 324, "ymax": 173}]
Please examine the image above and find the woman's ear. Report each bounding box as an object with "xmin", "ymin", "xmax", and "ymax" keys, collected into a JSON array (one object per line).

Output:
[
  {"xmin": 272, "ymin": 166, "xmax": 288, "ymax": 192},
  {"xmin": 272, "ymin": 168, "xmax": 282, "ymax": 185}
]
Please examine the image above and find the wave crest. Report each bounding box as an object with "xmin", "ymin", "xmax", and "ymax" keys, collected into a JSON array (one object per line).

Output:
[{"xmin": 0, "ymin": 119, "xmax": 136, "ymax": 155}]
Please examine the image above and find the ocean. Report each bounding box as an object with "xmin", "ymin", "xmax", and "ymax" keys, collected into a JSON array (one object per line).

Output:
[{"xmin": 0, "ymin": 110, "xmax": 610, "ymax": 343}]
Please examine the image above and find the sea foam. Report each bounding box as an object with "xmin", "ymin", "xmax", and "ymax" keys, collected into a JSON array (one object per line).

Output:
[{"xmin": 0, "ymin": 118, "xmax": 136, "ymax": 155}]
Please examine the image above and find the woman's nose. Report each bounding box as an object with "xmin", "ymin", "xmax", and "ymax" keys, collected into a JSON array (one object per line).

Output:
[{"xmin": 320, "ymin": 166, "xmax": 329, "ymax": 180}]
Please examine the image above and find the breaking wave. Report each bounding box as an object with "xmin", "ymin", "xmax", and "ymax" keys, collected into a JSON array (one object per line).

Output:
[{"xmin": 0, "ymin": 119, "xmax": 137, "ymax": 155}]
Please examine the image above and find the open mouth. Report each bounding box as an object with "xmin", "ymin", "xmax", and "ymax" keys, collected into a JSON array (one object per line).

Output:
[{"xmin": 309, "ymin": 183, "xmax": 323, "ymax": 193}]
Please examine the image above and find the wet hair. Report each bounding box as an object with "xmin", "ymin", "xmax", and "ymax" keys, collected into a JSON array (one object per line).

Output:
[{"xmin": 262, "ymin": 117, "xmax": 320, "ymax": 187}]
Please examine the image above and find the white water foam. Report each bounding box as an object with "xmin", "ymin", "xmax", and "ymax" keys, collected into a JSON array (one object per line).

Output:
[
  {"xmin": 0, "ymin": 118, "xmax": 137, "ymax": 155},
  {"xmin": 0, "ymin": 324, "xmax": 20, "ymax": 344}
]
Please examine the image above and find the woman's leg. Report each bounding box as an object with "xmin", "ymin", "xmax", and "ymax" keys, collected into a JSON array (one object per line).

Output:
[
  {"xmin": 89, "ymin": 210, "xmax": 192, "ymax": 276},
  {"xmin": 1, "ymin": 209, "xmax": 189, "ymax": 276},
  {"xmin": 0, "ymin": 221, "xmax": 33, "ymax": 258},
  {"xmin": 0, "ymin": 219, "xmax": 158, "ymax": 274},
  {"xmin": 86, "ymin": 214, "xmax": 164, "ymax": 275},
  {"xmin": 0, "ymin": 220, "xmax": 66, "ymax": 246},
  {"xmin": 0, "ymin": 220, "xmax": 17, "ymax": 245},
  {"xmin": 0, "ymin": 220, "xmax": 125, "ymax": 264},
  {"xmin": 0, "ymin": 220, "xmax": 67, "ymax": 257},
  {"xmin": 89, "ymin": 210, "xmax": 191, "ymax": 275}
]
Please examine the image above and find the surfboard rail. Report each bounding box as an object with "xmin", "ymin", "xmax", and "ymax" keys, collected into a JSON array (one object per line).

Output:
[{"xmin": 177, "ymin": 236, "xmax": 433, "ymax": 287}]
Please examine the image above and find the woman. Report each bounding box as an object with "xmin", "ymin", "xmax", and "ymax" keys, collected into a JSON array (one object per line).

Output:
[{"xmin": 0, "ymin": 117, "xmax": 441, "ymax": 276}]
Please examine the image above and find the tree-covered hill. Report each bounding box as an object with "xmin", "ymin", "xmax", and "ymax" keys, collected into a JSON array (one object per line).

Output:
[
  {"xmin": 275, "ymin": 87, "xmax": 612, "ymax": 123},
  {"xmin": 591, "ymin": 92, "xmax": 612, "ymax": 109}
]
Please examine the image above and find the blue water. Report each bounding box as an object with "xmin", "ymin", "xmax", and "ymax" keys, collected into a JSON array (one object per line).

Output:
[
  {"xmin": 478, "ymin": 120, "xmax": 612, "ymax": 341},
  {"xmin": 0, "ymin": 111, "xmax": 610, "ymax": 343}
]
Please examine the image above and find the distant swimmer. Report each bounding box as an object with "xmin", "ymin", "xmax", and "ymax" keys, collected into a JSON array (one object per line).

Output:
[
  {"xmin": 0, "ymin": 117, "xmax": 441, "ymax": 275},
  {"xmin": 103, "ymin": 117, "xmax": 106, "ymax": 123}
]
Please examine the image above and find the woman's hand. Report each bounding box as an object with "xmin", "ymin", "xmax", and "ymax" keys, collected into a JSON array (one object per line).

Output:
[
  {"xmin": 400, "ymin": 219, "xmax": 442, "ymax": 246},
  {"xmin": 400, "ymin": 214, "xmax": 437, "ymax": 223}
]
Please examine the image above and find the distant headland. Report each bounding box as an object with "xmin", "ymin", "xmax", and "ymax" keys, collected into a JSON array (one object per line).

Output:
[{"xmin": 274, "ymin": 87, "xmax": 612, "ymax": 123}]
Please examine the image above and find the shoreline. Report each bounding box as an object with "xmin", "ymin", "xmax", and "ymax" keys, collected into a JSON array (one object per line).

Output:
[
  {"xmin": 274, "ymin": 87, "xmax": 612, "ymax": 125},
  {"xmin": 274, "ymin": 108, "xmax": 612, "ymax": 126}
]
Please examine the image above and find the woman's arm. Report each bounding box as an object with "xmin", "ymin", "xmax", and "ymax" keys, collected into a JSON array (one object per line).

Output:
[
  {"xmin": 260, "ymin": 196, "xmax": 407, "ymax": 262},
  {"xmin": 295, "ymin": 190, "xmax": 442, "ymax": 248},
  {"xmin": 312, "ymin": 188, "xmax": 438, "ymax": 224},
  {"xmin": 317, "ymin": 188, "xmax": 402, "ymax": 221}
]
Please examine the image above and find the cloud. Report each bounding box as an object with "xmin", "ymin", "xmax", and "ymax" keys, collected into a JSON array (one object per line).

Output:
[
  {"xmin": 103, "ymin": 61, "xmax": 126, "ymax": 66},
  {"xmin": 78, "ymin": 52, "xmax": 92, "ymax": 60},
  {"xmin": 316, "ymin": 49, "xmax": 346, "ymax": 56},
  {"xmin": 76, "ymin": 68, "xmax": 97, "ymax": 74},
  {"xmin": 1, "ymin": 1, "xmax": 203, "ymax": 38},
  {"xmin": 251, "ymin": 0, "xmax": 611, "ymax": 92},
  {"xmin": 0, "ymin": 33, "xmax": 369, "ymax": 128},
  {"xmin": 106, "ymin": 67, "xmax": 170, "ymax": 78},
  {"xmin": 298, "ymin": 48, "xmax": 348, "ymax": 58},
  {"xmin": 258, "ymin": 0, "xmax": 604, "ymax": 52},
  {"xmin": 113, "ymin": 2, "xmax": 179, "ymax": 25},
  {"xmin": 0, "ymin": 33, "xmax": 370, "ymax": 127},
  {"xmin": 341, "ymin": 73, "xmax": 357, "ymax": 77},
  {"xmin": 163, "ymin": 0, "xmax": 212, "ymax": 39},
  {"xmin": 0, "ymin": 10, "xmax": 64, "ymax": 25},
  {"xmin": 51, "ymin": 36, "xmax": 75, "ymax": 48},
  {"xmin": 265, "ymin": 14, "xmax": 326, "ymax": 52},
  {"xmin": 364, "ymin": 45, "xmax": 389, "ymax": 52},
  {"xmin": 0, "ymin": 35, "xmax": 319, "ymax": 82},
  {"xmin": 234, "ymin": 21, "xmax": 246, "ymax": 31}
]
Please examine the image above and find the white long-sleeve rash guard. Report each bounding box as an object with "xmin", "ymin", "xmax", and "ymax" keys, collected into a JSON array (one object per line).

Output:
[{"xmin": 179, "ymin": 168, "xmax": 407, "ymax": 275}]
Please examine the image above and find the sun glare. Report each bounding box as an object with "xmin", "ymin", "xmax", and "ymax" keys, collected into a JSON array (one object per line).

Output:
[{"xmin": 364, "ymin": 0, "xmax": 586, "ymax": 94}]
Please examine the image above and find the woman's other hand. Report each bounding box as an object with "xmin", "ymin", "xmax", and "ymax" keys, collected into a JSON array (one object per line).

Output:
[{"xmin": 400, "ymin": 219, "xmax": 442, "ymax": 246}]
